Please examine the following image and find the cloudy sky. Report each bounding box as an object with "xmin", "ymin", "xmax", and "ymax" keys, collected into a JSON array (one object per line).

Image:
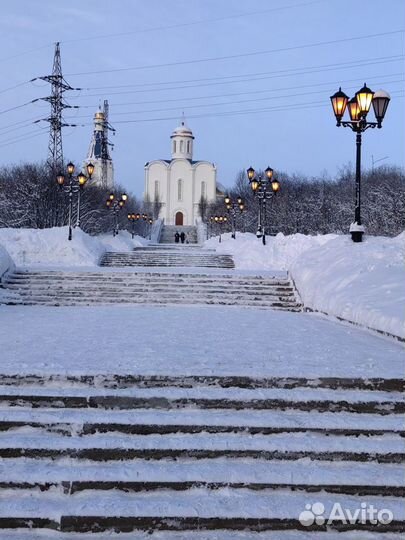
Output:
[{"xmin": 0, "ymin": 0, "xmax": 404, "ymax": 196}]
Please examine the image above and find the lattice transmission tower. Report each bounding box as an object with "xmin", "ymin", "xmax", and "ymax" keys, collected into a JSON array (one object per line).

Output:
[
  {"xmin": 100, "ymin": 99, "xmax": 115, "ymax": 187},
  {"xmin": 36, "ymin": 42, "xmax": 79, "ymax": 174}
]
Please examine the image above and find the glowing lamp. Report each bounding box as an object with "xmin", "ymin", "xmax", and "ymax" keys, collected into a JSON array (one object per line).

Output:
[
  {"xmin": 109, "ymin": 193, "xmax": 114, "ymax": 200},
  {"xmin": 348, "ymin": 97, "xmax": 361, "ymax": 122},
  {"xmin": 265, "ymin": 167, "xmax": 273, "ymax": 180},
  {"xmin": 355, "ymin": 83, "xmax": 374, "ymax": 116},
  {"xmin": 330, "ymin": 87, "xmax": 349, "ymax": 123},
  {"xmin": 121, "ymin": 193, "xmax": 128, "ymax": 201},
  {"xmin": 247, "ymin": 167, "xmax": 255, "ymax": 181},
  {"xmin": 56, "ymin": 174, "xmax": 65, "ymax": 186},
  {"xmin": 271, "ymin": 179, "xmax": 280, "ymax": 193},
  {"xmin": 66, "ymin": 162, "xmax": 75, "ymax": 176},
  {"xmin": 77, "ymin": 172, "xmax": 87, "ymax": 186},
  {"xmin": 224, "ymin": 196, "xmax": 231, "ymax": 204},
  {"xmin": 250, "ymin": 179, "xmax": 259, "ymax": 192},
  {"xmin": 86, "ymin": 162, "xmax": 95, "ymax": 177}
]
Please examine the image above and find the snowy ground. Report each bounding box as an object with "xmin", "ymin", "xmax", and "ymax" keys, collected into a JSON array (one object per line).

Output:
[
  {"xmin": 0, "ymin": 305, "xmax": 402, "ymax": 378},
  {"xmin": 0, "ymin": 226, "xmax": 146, "ymax": 269},
  {"xmin": 206, "ymin": 232, "xmax": 405, "ymax": 339}
]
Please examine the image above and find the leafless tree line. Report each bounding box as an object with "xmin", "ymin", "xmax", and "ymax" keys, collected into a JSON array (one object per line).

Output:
[
  {"xmin": 0, "ymin": 162, "xmax": 142, "ymax": 235},
  {"xmin": 205, "ymin": 165, "xmax": 405, "ymax": 237}
]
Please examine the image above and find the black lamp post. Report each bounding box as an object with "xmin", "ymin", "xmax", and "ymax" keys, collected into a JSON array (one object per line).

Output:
[
  {"xmin": 330, "ymin": 84, "xmax": 390, "ymax": 242},
  {"xmin": 56, "ymin": 161, "xmax": 94, "ymax": 241},
  {"xmin": 246, "ymin": 166, "xmax": 280, "ymax": 245},
  {"xmin": 224, "ymin": 196, "xmax": 245, "ymax": 239},
  {"xmin": 106, "ymin": 192, "xmax": 128, "ymax": 236},
  {"xmin": 127, "ymin": 213, "xmax": 137, "ymax": 239},
  {"xmin": 211, "ymin": 215, "xmax": 228, "ymax": 243}
]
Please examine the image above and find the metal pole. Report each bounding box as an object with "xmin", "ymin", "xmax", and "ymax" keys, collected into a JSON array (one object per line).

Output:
[
  {"xmin": 262, "ymin": 197, "xmax": 266, "ymax": 246},
  {"xmin": 352, "ymin": 131, "xmax": 363, "ymax": 243},
  {"xmin": 232, "ymin": 210, "xmax": 236, "ymax": 239},
  {"xmin": 68, "ymin": 188, "xmax": 73, "ymax": 241},
  {"xmin": 76, "ymin": 188, "xmax": 81, "ymax": 228}
]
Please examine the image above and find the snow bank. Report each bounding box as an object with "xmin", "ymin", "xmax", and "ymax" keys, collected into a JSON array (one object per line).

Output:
[
  {"xmin": 206, "ymin": 232, "xmax": 405, "ymax": 339},
  {"xmin": 0, "ymin": 227, "xmax": 146, "ymax": 268},
  {"xmin": 0, "ymin": 244, "xmax": 14, "ymax": 281},
  {"xmin": 292, "ymin": 233, "xmax": 405, "ymax": 339}
]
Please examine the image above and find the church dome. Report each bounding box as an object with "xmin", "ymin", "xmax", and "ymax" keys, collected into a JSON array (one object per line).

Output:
[{"xmin": 171, "ymin": 121, "xmax": 193, "ymax": 138}]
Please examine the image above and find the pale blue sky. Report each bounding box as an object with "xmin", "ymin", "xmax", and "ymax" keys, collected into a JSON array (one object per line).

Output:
[{"xmin": 0, "ymin": 0, "xmax": 404, "ymax": 195}]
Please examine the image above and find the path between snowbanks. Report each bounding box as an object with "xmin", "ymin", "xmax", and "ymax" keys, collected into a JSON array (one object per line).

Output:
[{"xmin": 206, "ymin": 232, "xmax": 405, "ymax": 340}]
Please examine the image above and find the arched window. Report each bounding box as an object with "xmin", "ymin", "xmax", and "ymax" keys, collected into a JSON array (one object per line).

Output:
[
  {"xmin": 173, "ymin": 140, "xmax": 176, "ymax": 153},
  {"xmin": 180, "ymin": 140, "xmax": 184, "ymax": 153},
  {"xmin": 154, "ymin": 180, "xmax": 159, "ymax": 198},
  {"xmin": 201, "ymin": 181, "xmax": 206, "ymax": 198},
  {"xmin": 177, "ymin": 179, "xmax": 183, "ymax": 201}
]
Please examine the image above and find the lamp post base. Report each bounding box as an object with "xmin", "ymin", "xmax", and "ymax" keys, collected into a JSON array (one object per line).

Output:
[
  {"xmin": 351, "ymin": 230, "xmax": 364, "ymax": 243},
  {"xmin": 349, "ymin": 222, "xmax": 365, "ymax": 243}
]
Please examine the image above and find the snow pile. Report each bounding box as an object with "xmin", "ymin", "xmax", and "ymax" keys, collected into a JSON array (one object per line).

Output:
[
  {"xmin": 0, "ymin": 227, "xmax": 146, "ymax": 268},
  {"xmin": 0, "ymin": 244, "xmax": 14, "ymax": 281},
  {"xmin": 292, "ymin": 233, "xmax": 405, "ymax": 339},
  {"xmin": 207, "ymin": 232, "xmax": 405, "ymax": 339},
  {"xmin": 205, "ymin": 232, "xmax": 336, "ymax": 270}
]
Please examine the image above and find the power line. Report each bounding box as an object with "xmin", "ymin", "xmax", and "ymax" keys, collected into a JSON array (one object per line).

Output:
[
  {"xmin": 67, "ymin": 73, "xmax": 405, "ymax": 116},
  {"xmin": 81, "ymin": 55, "xmax": 405, "ymax": 92},
  {"xmin": 111, "ymin": 92, "xmax": 405, "ymax": 125},
  {"xmin": 60, "ymin": 0, "xmax": 327, "ymax": 44},
  {"xmin": 65, "ymin": 29, "xmax": 405, "ymax": 77}
]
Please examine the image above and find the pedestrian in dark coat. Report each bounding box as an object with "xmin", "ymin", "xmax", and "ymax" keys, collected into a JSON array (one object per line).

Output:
[
  {"xmin": 180, "ymin": 232, "xmax": 186, "ymax": 244},
  {"xmin": 175, "ymin": 232, "xmax": 180, "ymax": 243}
]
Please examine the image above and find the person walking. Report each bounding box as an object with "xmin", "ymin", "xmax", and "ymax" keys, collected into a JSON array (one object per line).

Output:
[
  {"xmin": 175, "ymin": 231, "xmax": 180, "ymax": 243},
  {"xmin": 180, "ymin": 231, "xmax": 186, "ymax": 244}
]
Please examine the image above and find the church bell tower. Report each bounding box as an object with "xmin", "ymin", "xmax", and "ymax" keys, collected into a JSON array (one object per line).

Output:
[{"xmin": 170, "ymin": 119, "xmax": 194, "ymax": 161}]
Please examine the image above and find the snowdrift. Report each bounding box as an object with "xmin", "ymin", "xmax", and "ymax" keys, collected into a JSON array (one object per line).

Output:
[
  {"xmin": 206, "ymin": 232, "xmax": 405, "ymax": 339},
  {"xmin": 0, "ymin": 227, "xmax": 146, "ymax": 268}
]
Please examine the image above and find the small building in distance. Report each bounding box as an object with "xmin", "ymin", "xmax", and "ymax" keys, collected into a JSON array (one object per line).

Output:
[{"xmin": 144, "ymin": 120, "xmax": 218, "ymax": 226}]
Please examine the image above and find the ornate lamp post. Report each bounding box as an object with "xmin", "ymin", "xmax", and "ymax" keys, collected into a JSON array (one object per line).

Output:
[
  {"xmin": 246, "ymin": 166, "xmax": 280, "ymax": 245},
  {"xmin": 106, "ymin": 192, "xmax": 128, "ymax": 236},
  {"xmin": 330, "ymin": 83, "xmax": 390, "ymax": 242},
  {"xmin": 224, "ymin": 196, "xmax": 245, "ymax": 239},
  {"xmin": 127, "ymin": 213, "xmax": 137, "ymax": 239},
  {"xmin": 56, "ymin": 161, "xmax": 94, "ymax": 241},
  {"xmin": 212, "ymin": 215, "xmax": 228, "ymax": 243}
]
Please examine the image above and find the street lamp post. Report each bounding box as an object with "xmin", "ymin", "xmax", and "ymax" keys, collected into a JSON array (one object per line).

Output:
[
  {"xmin": 330, "ymin": 84, "xmax": 390, "ymax": 242},
  {"xmin": 127, "ymin": 213, "xmax": 137, "ymax": 239},
  {"xmin": 211, "ymin": 215, "xmax": 228, "ymax": 243},
  {"xmin": 56, "ymin": 162, "xmax": 94, "ymax": 241},
  {"xmin": 106, "ymin": 192, "xmax": 128, "ymax": 236},
  {"xmin": 246, "ymin": 166, "xmax": 280, "ymax": 245},
  {"xmin": 224, "ymin": 196, "xmax": 245, "ymax": 239}
]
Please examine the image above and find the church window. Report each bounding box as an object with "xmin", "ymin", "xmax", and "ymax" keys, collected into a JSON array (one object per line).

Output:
[
  {"xmin": 154, "ymin": 180, "xmax": 159, "ymax": 198},
  {"xmin": 180, "ymin": 140, "xmax": 184, "ymax": 153},
  {"xmin": 177, "ymin": 179, "xmax": 183, "ymax": 201},
  {"xmin": 201, "ymin": 181, "xmax": 206, "ymax": 198},
  {"xmin": 173, "ymin": 140, "xmax": 176, "ymax": 153}
]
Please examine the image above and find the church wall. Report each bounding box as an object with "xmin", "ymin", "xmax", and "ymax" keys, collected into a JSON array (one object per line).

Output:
[
  {"xmin": 169, "ymin": 160, "xmax": 193, "ymax": 225},
  {"xmin": 193, "ymin": 163, "xmax": 217, "ymax": 203}
]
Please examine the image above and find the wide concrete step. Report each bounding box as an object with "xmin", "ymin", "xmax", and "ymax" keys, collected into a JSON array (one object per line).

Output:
[
  {"xmin": 0, "ymin": 374, "xmax": 402, "ymax": 392},
  {"xmin": 5, "ymin": 283, "xmax": 296, "ymax": 296},
  {"xmin": 4, "ymin": 297, "xmax": 302, "ymax": 310},
  {"xmin": 0, "ymin": 393, "xmax": 401, "ymax": 413},
  {"xmin": 0, "ymin": 490, "xmax": 403, "ymax": 533}
]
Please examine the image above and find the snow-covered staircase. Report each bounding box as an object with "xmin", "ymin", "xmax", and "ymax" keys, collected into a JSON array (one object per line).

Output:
[
  {"xmin": 160, "ymin": 225, "xmax": 198, "ymax": 243},
  {"xmin": 100, "ymin": 245, "xmax": 234, "ymax": 268},
  {"xmin": 0, "ymin": 373, "xmax": 403, "ymax": 536},
  {"xmin": 1, "ymin": 270, "xmax": 302, "ymax": 310}
]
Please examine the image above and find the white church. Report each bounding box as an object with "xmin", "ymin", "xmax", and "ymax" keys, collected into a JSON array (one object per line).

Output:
[{"xmin": 144, "ymin": 121, "xmax": 219, "ymax": 226}]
